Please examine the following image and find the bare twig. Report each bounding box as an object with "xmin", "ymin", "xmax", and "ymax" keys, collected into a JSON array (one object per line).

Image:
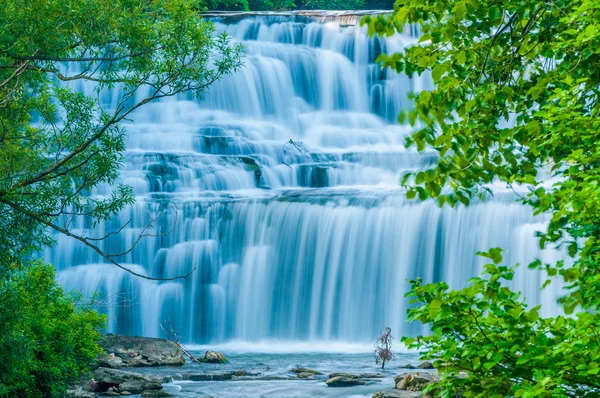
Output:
[
  {"xmin": 0, "ymin": 197, "xmax": 193, "ymax": 281},
  {"xmin": 160, "ymin": 321, "xmax": 202, "ymax": 364}
]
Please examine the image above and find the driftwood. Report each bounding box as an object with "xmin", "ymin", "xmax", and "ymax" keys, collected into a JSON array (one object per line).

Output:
[{"xmin": 159, "ymin": 321, "xmax": 202, "ymax": 364}]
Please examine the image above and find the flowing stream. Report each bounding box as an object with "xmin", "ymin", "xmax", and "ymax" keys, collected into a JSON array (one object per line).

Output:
[{"xmin": 48, "ymin": 12, "xmax": 561, "ymax": 348}]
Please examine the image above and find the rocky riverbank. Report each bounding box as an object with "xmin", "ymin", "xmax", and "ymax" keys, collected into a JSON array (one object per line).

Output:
[
  {"xmin": 97, "ymin": 334, "xmax": 185, "ymax": 368},
  {"xmin": 67, "ymin": 334, "xmax": 233, "ymax": 397},
  {"xmin": 67, "ymin": 334, "xmax": 445, "ymax": 397}
]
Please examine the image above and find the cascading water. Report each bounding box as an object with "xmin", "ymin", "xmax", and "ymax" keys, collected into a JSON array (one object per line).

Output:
[{"xmin": 48, "ymin": 12, "xmax": 561, "ymax": 345}]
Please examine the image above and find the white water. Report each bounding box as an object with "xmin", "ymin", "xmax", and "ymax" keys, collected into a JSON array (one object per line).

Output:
[{"xmin": 48, "ymin": 13, "xmax": 561, "ymax": 345}]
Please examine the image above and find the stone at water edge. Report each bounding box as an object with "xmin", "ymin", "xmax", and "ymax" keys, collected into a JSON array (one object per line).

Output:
[
  {"xmin": 175, "ymin": 370, "xmax": 262, "ymax": 381},
  {"xmin": 201, "ymin": 350, "xmax": 229, "ymax": 363},
  {"xmin": 141, "ymin": 391, "xmax": 175, "ymax": 397},
  {"xmin": 65, "ymin": 386, "xmax": 95, "ymax": 398},
  {"xmin": 400, "ymin": 364, "xmax": 417, "ymax": 369},
  {"xmin": 418, "ymin": 361, "xmax": 435, "ymax": 369},
  {"xmin": 232, "ymin": 370, "xmax": 261, "ymax": 377},
  {"xmin": 181, "ymin": 373, "xmax": 234, "ymax": 381},
  {"xmin": 92, "ymin": 367, "xmax": 163, "ymax": 394},
  {"xmin": 395, "ymin": 372, "xmax": 439, "ymax": 391},
  {"xmin": 297, "ymin": 372, "xmax": 316, "ymax": 379},
  {"xmin": 101, "ymin": 386, "xmax": 121, "ymax": 396},
  {"xmin": 372, "ymin": 390, "xmax": 421, "ymax": 398},
  {"xmin": 291, "ymin": 367, "xmax": 322, "ymax": 375},
  {"xmin": 100, "ymin": 354, "xmax": 125, "ymax": 368},
  {"xmin": 328, "ymin": 372, "xmax": 384, "ymax": 379},
  {"xmin": 98, "ymin": 334, "xmax": 184, "ymax": 368},
  {"xmin": 325, "ymin": 376, "xmax": 367, "ymax": 387}
]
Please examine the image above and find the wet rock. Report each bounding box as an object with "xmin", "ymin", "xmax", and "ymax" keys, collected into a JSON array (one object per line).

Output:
[
  {"xmin": 200, "ymin": 350, "xmax": 228, "ymax": 364},
  {"xmin": 328, "ymin": 372, "xmax": 384, "ymax": 379},
  {"xmin": 175, "ymin": 370, "xmax": 260, "ymax": 381},
  {"xmin": 325, "ymin": 376, "xmax": 367, "ymax": 387},
  {"xmin": 98, "ymin": 334, "xmax": 184, "ymax": 368},
  {"xmin": 232, "ymin": 370, "xmax": 261, "ymax": 377},
  {"xmin": 181, "ymin": 373, "xmax": 234, "ymax": 381},
  {"xmin": 297, "ymin": 372, "xmax": 316, "ymax": 379},
  {"xmin": 418, "ymin": 361, "xmax": 434, "ymax": 369},
  {"xmin": 99, "ymin": 392, "xmax": 120, "ymax": 396},
  {"xmin": 99, "ymin": 354, "xmax": 125, "ymax": 368},
  {"xmin": 400, "ymin": 364, "xmax": 417, "ymax": 369},
  {"xmin": 298, "ymin": 165, "xmax": 329, "ymax": 188},
  {"xmin": 65, "ymin": 387, "xmax": 95, "ymax": 398},
  {"xmin": 141, "ymin": 391, "xmax": 174, "ymax": 397},
  {"xmin": 372, "ymin": 390, "xmax": 421, "ymax": 398},
  {"xmin": 100, "ymin": 386, "xmax": 120, "ymax": 396},
  {"xmin": 93, "ymin": 367, "xmax": 163, "ymax": 394},
  {"xmin": 85, "ymin": 380, "xmax": 100, "ymax": 392},
  {"xmin": 395, "ymin": 372, "xmax": 439, "ymax": 391},
  {"xmin": 236, "ymin": 375, "xmax": 294, "ymax": 381},
  {"xmin": 240, "ymin": 156, "xmax": 262, "ymax": 184},
  {"xmin": 291, "ymin": 367, "xmax": 322, "ymax": 375},
  {"xmin": 359, "ymin": 373, "xmax": 385, "ymax": 379}
]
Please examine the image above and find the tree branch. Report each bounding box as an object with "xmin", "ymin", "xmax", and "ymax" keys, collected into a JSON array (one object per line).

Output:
[{"xmin": 0, "ymin": 197, "xmax": 194, "ymax": 281}]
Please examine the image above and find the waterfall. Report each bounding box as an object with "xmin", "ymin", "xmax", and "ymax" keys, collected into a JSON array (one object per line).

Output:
[{"xmin": 48, "ymin": 13, "xmax": 561, "ymax": 344}]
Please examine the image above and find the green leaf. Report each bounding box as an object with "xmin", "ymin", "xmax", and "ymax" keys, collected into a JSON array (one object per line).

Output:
[{"xmin": 432, "ymin": 64, "xmax": 446, "ymax": 82}]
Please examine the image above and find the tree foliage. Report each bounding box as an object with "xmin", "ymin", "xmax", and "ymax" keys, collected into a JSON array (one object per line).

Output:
[
  {"xmin": 364, "ymin": 0, "xmax": 600, "ymax": 396},
  {"xmin": 301, "ymin": 0, "xmax": 366, "ymax": 10},
  {"xmin": 203, "ymin": 0, "xmax": 296, "ymax": 11},
  {"xmin": 203, "ymin": 0, "xmax": 393, "ymax": 11},
  {"xmin": 0, "ymin": 261, "xmax": 105, "ymax": 397},
  {"xmin": 0, "ymin": 0, "xmax": 243, "ymax": 278}
]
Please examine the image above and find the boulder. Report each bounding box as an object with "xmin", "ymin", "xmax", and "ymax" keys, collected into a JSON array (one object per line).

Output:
[
  {"xmin": 99, "ymin": 354, "xmax": 125, "ymax": 368},
  {"xmin": 176, "ymin": 370, "xmax": 260, "ymax": 381},
  {"xmin": 98, "ymin": 334, "xmax": 184, "ymax": 367},
  {"xmin": 373, "ymin": 390, "xmax": 421, "ymax": 398},
  {"xmin": 291, "ymin": 367, "xmax": 322, "ymax": 375},
  {"xmin": 181, "ymin": 373, "xmax": 234, "ymax": 381},
  {"xmin": 232, "ymin": 370, "xmax": 260, "ymax": 377},
  {"xmin": 141, "ymin": 391, "xmax": 174, "ymax": 397},
  {"xmin": 65, "ymin": 387, "xmax": 95, "ymax": 398},
  {"xmin": 297, "ymin": 372, "xmax": 316, "ymax": 379},
  {"xmin": 328, "ymin": 372, "xmax": 384, "ymax": 379},
  {"xmin": 400, "ymin": 364, "xmax": 417, "ymax": 369},
  {"xmin": 236, "ymin": 375, "xmax": 294, "ymax": 381},
  {"xmin": 200, "ymin": 350, "xmax": 228, "ymax": 364},
  {"xmin": 418, "ymin": 361, "xmax": 435, "ymax": 369},
  {"xmin": 395, "ymin": 372, "xmax": 439, "ymax": 392},
  {"xmin": 325, "ymin": 376, "xmax": 367, "ymax": 387},
  {"xmin": 99, "ymin": 386, "xmax": 120, "ymax": 396},
  {"xmin": 93, "ymin": 367, "xmax": 163, "ymax": 394}
]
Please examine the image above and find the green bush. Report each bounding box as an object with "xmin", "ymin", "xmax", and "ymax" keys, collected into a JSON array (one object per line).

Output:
[
  {"xmin": 300, "ymin": 0, "xmax": 365, "ymax": 10},
  {"xmin": 202, "ymin": 0, "xmax": 393, "ymax": 11},
  {"xmin": 0, "ymin": 261, "xmax": 105, "ymax": 397}
]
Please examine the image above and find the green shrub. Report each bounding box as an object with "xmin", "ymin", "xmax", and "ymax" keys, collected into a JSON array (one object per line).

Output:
[
  {"xmin": 300, "ymin": 0, "xmax": 365, "ymax": 10},
  {"xmin": 202, "ymin": 0, "xmax": 393, "ymax": 11},
  {"xmin": 0, "ymin": 261, "xmax": 105, "ymax": 397}
]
